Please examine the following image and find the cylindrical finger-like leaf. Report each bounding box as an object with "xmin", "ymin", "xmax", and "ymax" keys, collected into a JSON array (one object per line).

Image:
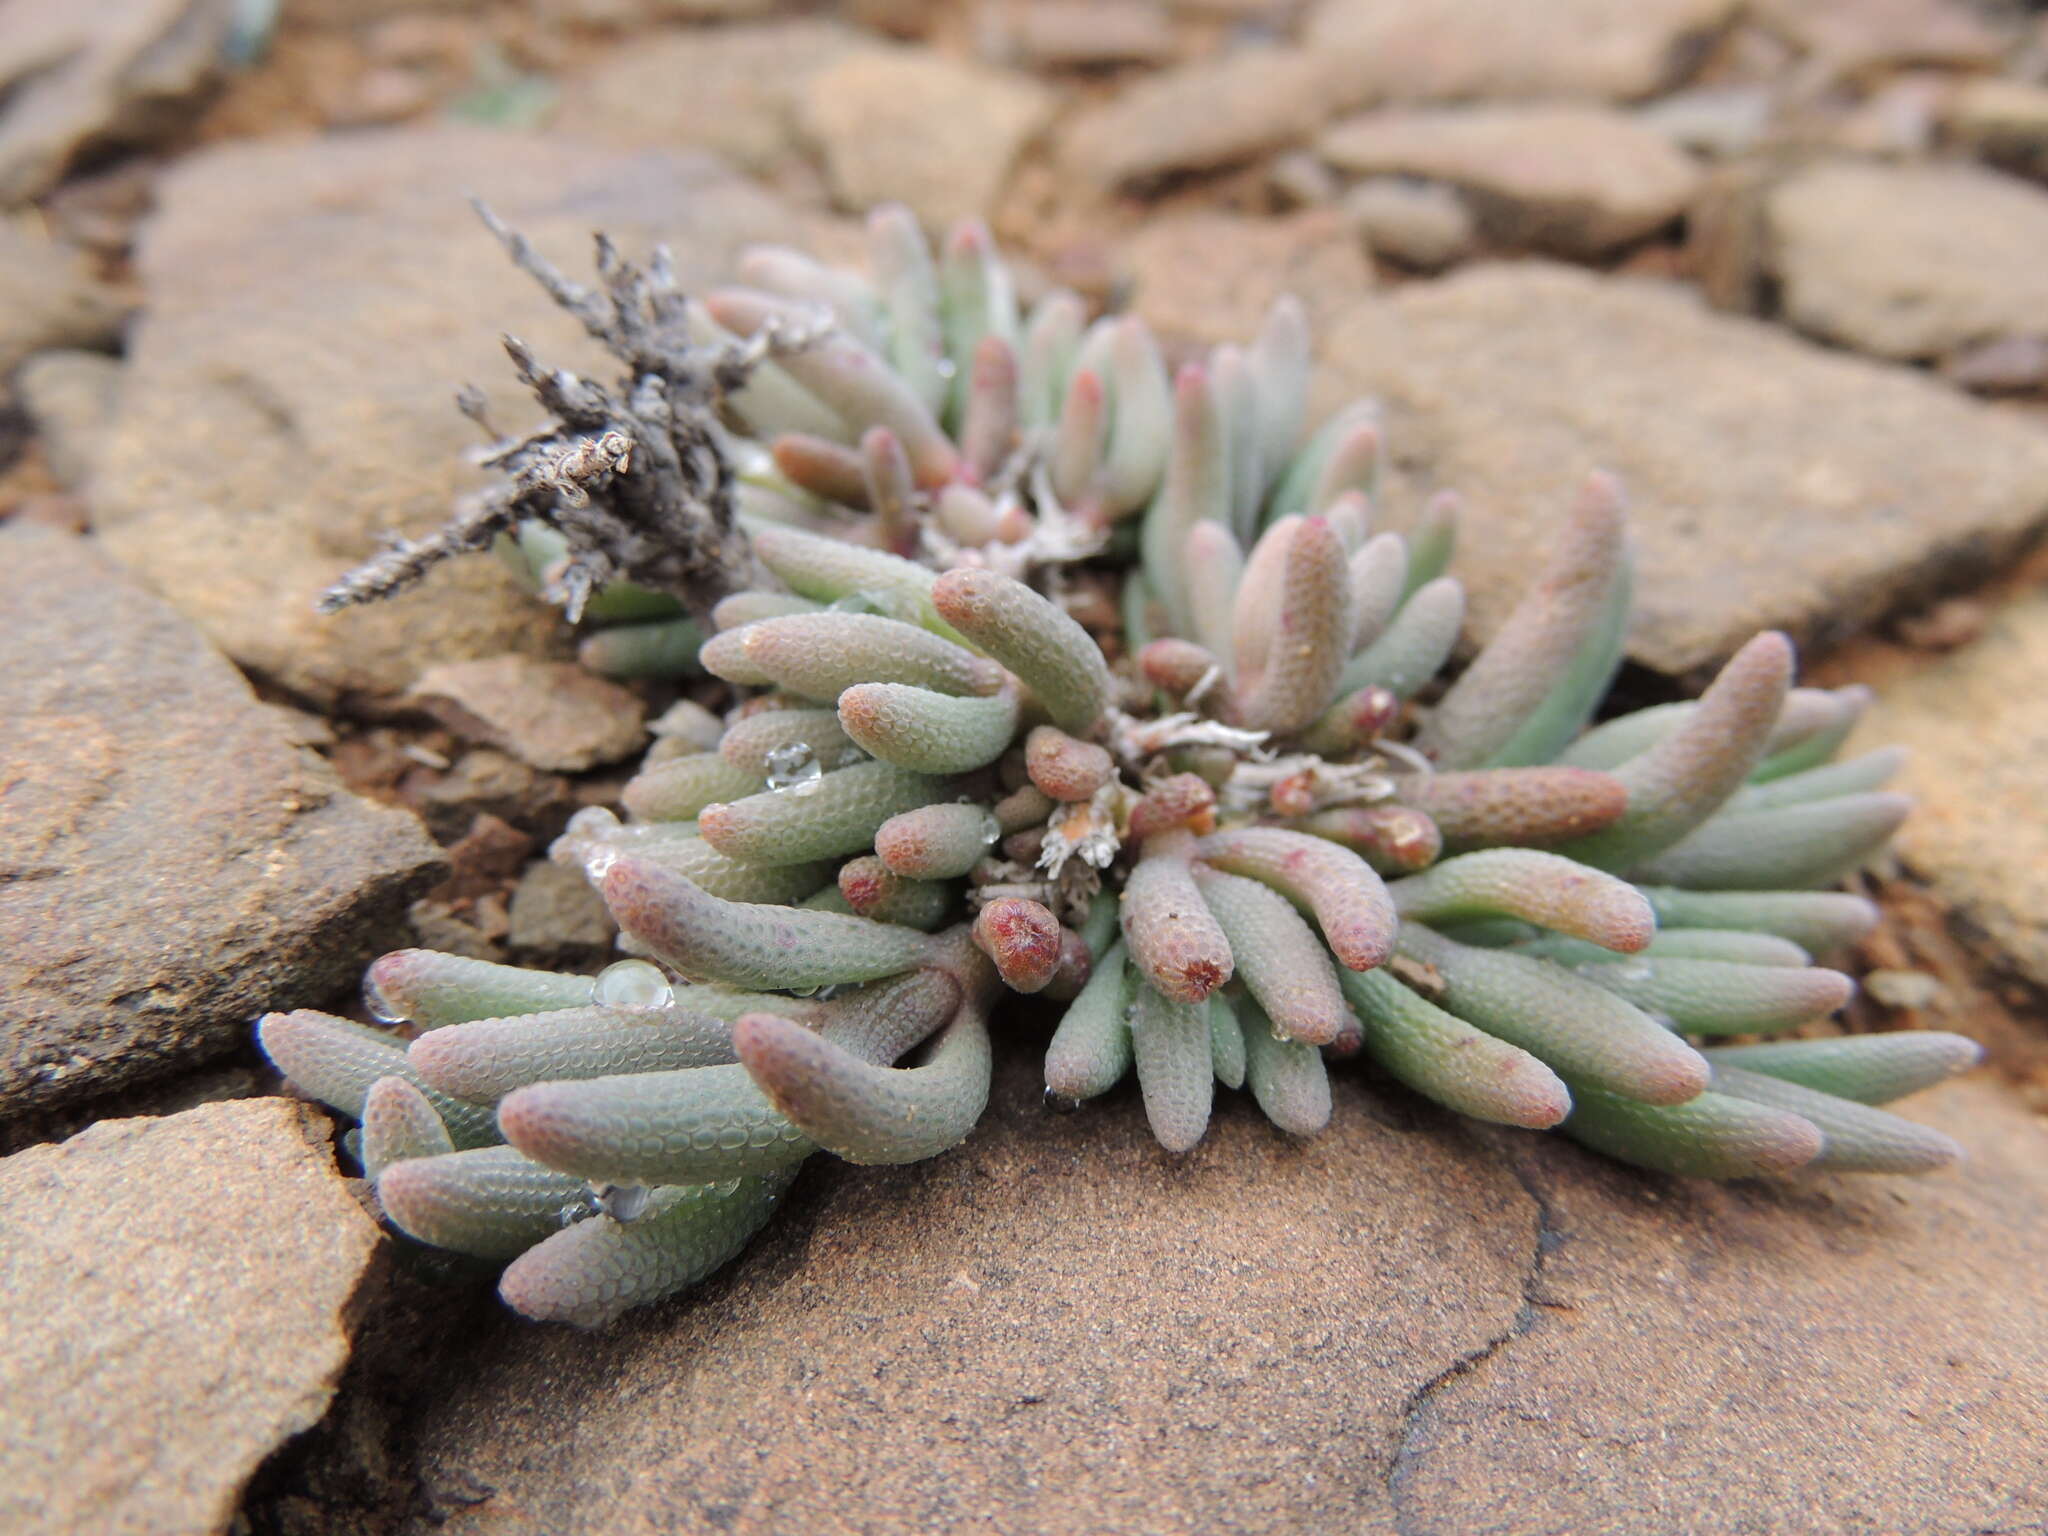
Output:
[
  {"xmin": 1574, "ymin": 956, "xmax": 1854, "ymax": 1036},
  {"xmin": 750, "ymin": 525, "xmax": 966, "ymax": 644},
  {"xmin": 1209, "ymin": 994, "xmax": 1247, "ymax": 1089},
  {"xmin": 1337, "ymin": 576, "xmax": 1465, "ymax": 699},
  {"xmin": 698, "ymin": 760, "xmax": 947, "ymax": 865},
  {"xmin": 499, "ymin": 1063, "xmax": 817, "ymax": 1184},
  {"xmin": 1339, "ymin": 968, "xmax": 1570, "ymax": 1129},
  {"xmin": 498, "ymin": 1170, "xmax": 797, "ymax": 1328},
  {"xmin": 1389, "ymin": 850, "xmax": 1654, "ymax": 954},
  {"xmin": 603, "ymin": 859, "xmax": 930, "ymax": 989},
  {"xmin": 1131, "ymin": 983, "xmax": 1214, "ymax": 1152},
  {"xmin": 839, "ymin": 682, "xmax": 1021, "ymax": 774},
  {"xmin": 735, "ymin": 1004, "xmax": 991, "ymax": 1164},
  {"xmin": 1122, "ymin": 829, "xmax": 1235, "ymax": 1003},
  {"xmin": 1141, "ymin": 364, "xmax": 1230, "ymax": 640},
  {"xmin": 1196, "ymin": 826, "xmax": 1397, "ymax": 971},
  {"xmin": 1025, "ymin": 725, "xmax": 1115, "ymax": 802},
  {"xmin": 838, "ymin": 856, "xmax": 959, "ymax": 931},
  {"xmin": 1728, "ymin": 747, "xmax": 1905, "ymax": 813},
  {"xmin": 1233, "ymin": 516, "xmax": 1353, "ymax": 735},
  {"xmin": 1292, "ymin": 805, "xmax": 1442, "ymax": 876},
  {"xmin": 1240, "ymin": 999, "xmax": 1334, "ymax": 1136},
  {"xmin": 973, "ymin": 896, "xmax": 1064, "ymax": 993},
  {"xmin": 363, "ymin": 950, "xmax": 597, "ymax": 1030},
  {"xmin": 719, "ymin": 707, "xmax": 858, "ymax": 777},
  {"xmin": 1045, "ymin": 942, "xmax": 1137, "ymax": 1102},
  {"xmin": 1515, "ymin": 929, "xmax": 1811, "ymax": 968},
  {"xmin": 578, "ymin": 616, "xmax": 706, "ymax": 680},
  {"xmin": 1419, "ymin": 475, "xmax": 1627, "ymax": 770},
  {"xmin": 931, "ymin": 567, "xmax": 1112, "ymax": 734},
  {"xmin": 408, "ymin": 1005, "xmax": 740, "ymax": 1101},
  {"xmin": 1392, "ymin": 767, "xmax": 1628, "ymax": 854},
  {"xmin": 1701, "ymin": 1033, "xmax": 1982, "ymax": 1105},
  {"xmin": 1626, "ymin": 793, "xmax": 1912, "ymax": 891},
  {"xmin": 1396, "ymin": 927, "xmax": 1708, "ymax": 1106},
  {"xmin": 1637, "ymin": 885, "xmax": 1878, "ymax": 954},
  {"xmin": 360, "ymin": 1076, "xmax": 456, "ymax": 1180},
  {"xmin": 1562, "ymin": 1086, "xmax": 1822, "ymax": 1179},
  {"xmin": 1556, "ymin": 632, "xmax": 1795, "ymax": 872},
  {"xmin": 376, "ymin": 1145, "xmax": 590, "ymax": 1259},
  {"xmin": 875, "ymin": 801, "xmax": 1000, "ymax": 879},
  {"xmin": 707, "ymin": 289, "xmax": 957, "ymax": 486},
  {"xmin": 257, "ymin": 1011, "xmax": 498, "ymax": 1147},
  {"xmin": 1193, "ymin": 867, "xmax": 1350, "ymax": 1046},
  {"xmin": 621, "ymin": 752, "xmax": 766, "ymax": 823},
  {"xmin": 1706, "ymin": 1065, "xmax": 1963, "ymax": 1173},
  {"xmin": 712, "ymin": 612, "xmax": 1004, "ymax": 701}
]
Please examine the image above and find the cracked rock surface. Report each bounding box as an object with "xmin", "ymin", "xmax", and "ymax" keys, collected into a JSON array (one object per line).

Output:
[
  {"xmin": 0, "ymin": 1098, "xmax": 384, "ymax": 1536},
  {"xmin": 394, "ymin": 1058, "xmax": 2048, "ymax": 1535},
  {"xmin": 0, "ymin": 525, "xmax": 442, "ymax": 1116}
]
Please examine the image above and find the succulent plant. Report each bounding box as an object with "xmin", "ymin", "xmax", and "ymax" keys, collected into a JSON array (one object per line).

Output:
[{"xmin": 262, "ymin": 206, "xmax": 1981, "ymax": 1329}]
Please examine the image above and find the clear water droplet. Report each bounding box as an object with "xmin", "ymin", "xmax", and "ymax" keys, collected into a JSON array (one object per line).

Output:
[
  {"xmin": 593, "ymin": 958, "xmax": 674, "ymax": 1010},
  {"xmin": 979, "ymin": 812, "xmax": 1002, "ymax": 846},
  {"xmin": 598, "ymin": 1183, "xmax": 651, "ymax": 1222},
  {"xmin": 764, "ymin": 742, "xmax": 823, "ymax": 795},
  {"xmin": 711, "ymin": 1177, "xmax": 743, "ymax": 1197},
  {"xmin": 582, "ymin": 844, "xmax": 619, "ymax": 880},
  {"xmin": 362, "ymin": 973, "xmax": 407, "ymax": 1025},
  {"xmin": 1043, "ymin": 1086, "xmax": 1081, "ymax": 1115},
  {"xmin": 935, "ymin": 357, "xmax": 959, "ymax": 380}
]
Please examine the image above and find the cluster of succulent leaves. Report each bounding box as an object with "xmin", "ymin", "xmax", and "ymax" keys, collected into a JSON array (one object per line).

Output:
[{"xmin": 260, "ymin": 206, "xmax": 1980, "ymax": 1329}]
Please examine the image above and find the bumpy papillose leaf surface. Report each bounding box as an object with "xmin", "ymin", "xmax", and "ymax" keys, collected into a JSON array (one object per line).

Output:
[{"xmin": 264, "ymin": 206, "xmax": 1977, "ymax": 1328}]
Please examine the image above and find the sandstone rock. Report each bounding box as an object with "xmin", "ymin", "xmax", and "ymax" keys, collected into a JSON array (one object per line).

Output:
[
  {"xmin": 1636, "ymin": 83, "xmax": 1776, "ymax": 159},
  {"xmin": 1123, "ymin": 209, "xmax": 1372, "ymax": 347},
  {"xmin": 399, "ymin": 1053, "xmax": 2048, "ymax": 1534},
  {"xmin": 0, "ymin": 526, "xmax": 443, "ymax": 1115},
  {"xmin": 90, "ymin": 127, "xmax": 822, "ymax": 705},
  {"xmin": 1946, "ymin": 77, "xmax": 2048, "ymax": 182},
  {"xmin": 1305, "ymin": 0, "xmax": 1738, "ymax": 107},
  {"xmin": 1317, "ymin": 263, "xmax": 2048, "ymax": 677},
  {"xmin": 1765, "ymin": 161, "xmax": 2048, "ymax": 363},
  {"xmin": 1319, "ymin": 105, "xmax": 1703, "ymax": 256},
  {"xmin": 0, "ymin": 220, "xmax": 125, "ymax": 375},
  {"xmin": 507, "ymin": 858, "xmax": 616, "ymax": 960},
  {"xmin": 0, "ymin": 0, "xmax": 237, "ymax": 205},
  {"xmin": 552, "ymin": 21, "xmax": 874, "ymax": 178},
  {"xmin": 1853, "ymin": 593, "xmax": 2048, "ymax": 990},
  {"xmin": 14, "ymin": 349, "xmax": 121, "ymax": 490},
  {"xmin": 1387, "ymin": 1075, "xmax": 2048, "ymax": 1535},
  {"xmin": 1059, "ymin": 46, "xmax": 1341, "ymax": 188},
  {"xmin": 977, "ymin": 0, "xmax": 1177, "ymax": 70},
  {"xmin": 409, "ymin": 655, "xmax": 647, "ymax": 773},
  {"xmin": 800, "ymin": 47, "xmax": 1054, "ymax": 228},
  {"xmin": 0, "ymin": 1098, "xmax": 383, "ymax": 1536},
  {"xmin": 1751, "ymin": 0, "xmax": 2006, "ymax": 75},
  {"xmin": 1340, "ymin": 177, "xmax": 1476, "ymax": 269}
]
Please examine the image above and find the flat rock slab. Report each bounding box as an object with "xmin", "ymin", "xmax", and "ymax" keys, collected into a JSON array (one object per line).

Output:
[
  {"xmin": 0, "ymin": 526, "xmax": 441, "ymax": 1115},
  {"xmin": 800, "ymin": 46, "xmax": 1053, "ymax": 229},
  {"xmin": 1853, "ymin": 593, "xmax": 2048, "ymax": 990},
  {"xmin": 0, "ymin": 1098, "xmax": 384, "ymax": 1536},
  {"xmin": 552, "ymin": 21, "xmax": 880, "ymax": 178},
  {"xmin": 1319, "ymin": 105, "xmax": 1703, "ymax": 256},
  {"xmin": 0, "ymin": 219, "xmax": 125, "ymax": 374},
  {"xmin": 1317, "ymin": 263, "xmax": 2048, "ymax": 678},
  {"xmin": 1060, "ymin": 45, "xmax": 1345, "ymax": 188},
  {"xmin": 1123, "ymin": 208, "xmax": 1373, "ymax": 347},
  {"xmin": 0, "ymin": 0, "xmax": 236, "ymax": 205},
  {"xmin": 400, "ymin": 1057, "xmax": 2048, "ymax": 1534},
  {"xmin": 1764, "ymin": 160, "xmax": 2048, "ymax": 362},
  {"xmin": 91, "ymin": 127, "xmax": 826, "ymax": 705},
  {"xmin": 1305, "ymin": 0, "xmax": 1737, "ymax": 106},
  {"xmin": 409, "ymin": 655, "xmax": 647, "ymax": 773}
]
